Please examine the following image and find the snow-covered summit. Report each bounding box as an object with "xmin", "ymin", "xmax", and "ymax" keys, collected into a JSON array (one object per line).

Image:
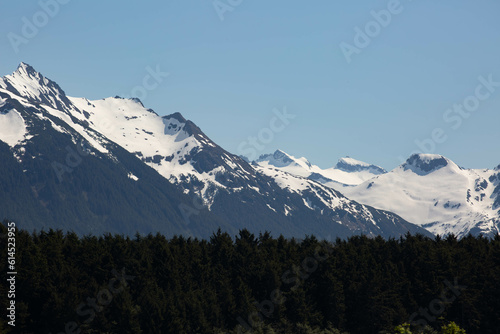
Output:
[
  {"xmin": 257, "ymin": 150, "xmax": 311, "ymax": 170},
  {"xmin": 337, "ymin": 156, "xmax": 370, "ymax": 167},
  {"xmin": 0, "ymin": 63, "xmax": 75, "ymax": 113},
  {"xmin": 335, "ymin": 156, "xmax": 387, "ymax": 174},
  {"xmin": 14, "ymin": 62, "xmax": 38, "ymax": 78},
  {"xmin": 401, "ymin": 153, "xmax": 458, "ymax": 175}
]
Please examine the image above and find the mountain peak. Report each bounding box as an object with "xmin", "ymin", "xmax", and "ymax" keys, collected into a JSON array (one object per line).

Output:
[
  {"xmin": 257, "ymin": 150, "xmax": 294, "ymax": 166},
  {"xmin": 255, "ymin": 150, "xmax": 315, "ymax": 172},
  {"xmin": 1, "ymin": 62, "xmax": 43, "ymax": 87},
  {"xmin": 161, "ymin": 112, "xmax": 206, "ymax": 139},
  {"xmin": 10, "ymin": 62, "xmax": 50, "ymax": 88},
  {"xmin": 1, "ymin": 62, "xmax": 74, "ymax": 113},
  {"xmin": 130, "ymin": 97, "xmax": 144, "ymax": 107},
  {"xmin": 163, "ymin": 112, "xmax": 187, "ymax": 123},
  {"xmin": 15, "ymin": 62, "xmax": 38, "ymax": 78},
  {"xmin": 336, "ymin": 156, "xmax": 370, "ymax": 168},
  {"xmin": 334, "ymin": 156, "xmax": 386, "ymax": 174},
  {"xmin": 402, "ymin": 154, "xmax": 452, "ymax": 175},
  {"xmin": 273, "ymin": 149, "xmax": 292, "ymax": 160}
]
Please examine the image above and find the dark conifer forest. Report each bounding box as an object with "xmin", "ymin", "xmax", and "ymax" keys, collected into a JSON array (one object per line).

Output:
[{"xmin": 0, "ymin": 222, "xmax": 499, "ymax": 334}]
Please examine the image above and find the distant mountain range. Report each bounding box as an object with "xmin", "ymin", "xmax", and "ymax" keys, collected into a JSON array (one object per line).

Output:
[
  {"xmin": 255, "ymin": 150, "xmax": 386, "ymax": 189},
  {"xmin": 0, "ymin": 63, "xmax": 497, "ymax": 238},
  {"xmin": 255, "ymin": 150, "xmax": 500, "ymax": 238}
]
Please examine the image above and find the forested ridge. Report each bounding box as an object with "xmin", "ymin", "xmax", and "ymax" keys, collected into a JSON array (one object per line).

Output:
[{"xmin": 0, "ymin": 223, "xmax": 499, "ymax": 334}]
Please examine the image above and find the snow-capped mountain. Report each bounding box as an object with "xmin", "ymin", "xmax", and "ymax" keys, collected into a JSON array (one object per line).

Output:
[
  {"xmin": 342, "ymin": 154, "xmax": 500, "ymax": 238},
  {"xmin": 0, "ymin": 63, "xmax": 430, "ymax": 238},
  {"xmin": 255, "ymin": 150, "xmax": 386, "ymax": 189},
  {"xmin": 0, "ymin": 63, "xmax": 233, "ymax": 236}
]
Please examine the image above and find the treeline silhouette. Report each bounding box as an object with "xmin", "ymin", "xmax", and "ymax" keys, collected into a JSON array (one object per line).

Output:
[{"xmin": 0, "ymin": 224, "xmax": 499, "ymax": 334}]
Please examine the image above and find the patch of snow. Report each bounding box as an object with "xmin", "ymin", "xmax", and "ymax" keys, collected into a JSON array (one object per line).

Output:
[
  {"xmin": 0, "ymin": 108, "xmax": 27, "ymax": 147},
  {"xmin": 128, "ymin": 172, "xmax": 139, "ymax": 181},
  {"xmin": 266, "ymin": 204, "xmax": 277, "ymax": 212}
]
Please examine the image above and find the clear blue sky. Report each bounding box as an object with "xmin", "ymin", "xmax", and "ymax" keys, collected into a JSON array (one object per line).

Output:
[{"xmin": 1, "ymin": 0, "xmax": 499, "ymax": 170}]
